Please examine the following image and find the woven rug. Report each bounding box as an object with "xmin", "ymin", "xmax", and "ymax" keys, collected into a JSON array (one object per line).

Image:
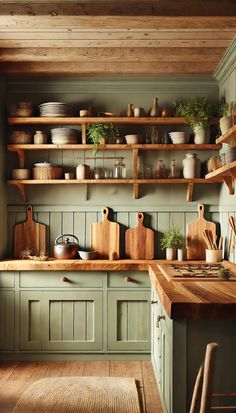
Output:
[{"xmin": 13, "ymin": 376, "xmax": 141, "ymax": 413}]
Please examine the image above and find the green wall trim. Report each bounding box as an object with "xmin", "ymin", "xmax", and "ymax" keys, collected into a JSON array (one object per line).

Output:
[
  {"xmin": 214, "ymin": 37, "xmax": 236, "ymax": 84},
  {"xmin": 7, "ymin": 76, "xmax": 218, "ymax": 94},
  {"xmin": 0, "ymin": 353, "xmax": 150, "ymax": 361}
]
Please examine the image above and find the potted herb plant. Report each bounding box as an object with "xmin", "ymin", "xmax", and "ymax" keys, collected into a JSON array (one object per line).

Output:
[
  {"xmin": 217, "ymin": 98, "xmax": 235, "ymax": 135},
  {"xmin": 87, "ymin": 123, "xmax": 120, "ymax": 151},
  {"xmin": 174, "ymin": 97, "xmax": 212, "ymax": 144},
  {"xmin": 161, "ymin": 226, "xmax": 185, "ymax": 260}
]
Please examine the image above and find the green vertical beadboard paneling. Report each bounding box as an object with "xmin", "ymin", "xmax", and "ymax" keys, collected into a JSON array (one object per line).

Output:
[
  {"xmin": 29, "ymin": 300, "xmax": 40, "ymax": 342},
  {"xmin": 50, "ymin": 301, "xmax": 62, "ymax": 341},
  {"xmin": 37, "ymin": 211, "xmax": 50, "ymax": 255},
  {"xmin": 62, "ymin": 211, "xmax": 74, "ymax": 236},
  {"xmin": 157, "ymin": 212, "xmax": 170, "ymax": 259},
  {"xmin": 85, "ymin": 212, "xmax": 98, "ymax": 248},
  {"xmin": 49, "ymin": 212, "xmax": 62, "ymax": 256},
  {"xmin": 117, "ymin": 301, "xmax": 128, "ymax": 341},
  {"xmin": 74, "ymin": 301, "xmax": 86, "ymax": 341},
  {"xmin": 74, "ymin": 211, "xmax": 86, "ymax": 248},
  {"xmin": 62, "ymin": 301, "xmax": 74, "ymax": 341},
  {"xmin": 86, "ymin": 300, "xmax": 94, "ymax": 342}
]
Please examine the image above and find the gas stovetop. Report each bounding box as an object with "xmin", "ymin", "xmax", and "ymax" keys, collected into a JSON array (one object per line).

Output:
[{"xmin": 158, "ymin": 263, "xmax": 236, "ymax": 282}]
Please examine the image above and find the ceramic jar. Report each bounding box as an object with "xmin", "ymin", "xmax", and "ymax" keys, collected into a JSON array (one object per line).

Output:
[
  {"xmin": 193, "ymin": 126, "xmax": 210, "ymax": 144},
  {"xmin": 182, "ymin": 153, "xmax": 201, "ymax": 178},
  {"xmin": 33, "ymin": 131, "xmax": 47, "ymax": 144},
  {"xmin": 220, "ymin": 116, "xmax": 232, "ymax": 135},
  {"xmin": 134, "ymin": 107, "xmax": 142, "ymax": 117},
  {"xmin": 166, "ymin": 248, "xmax": 177, "ymax": 260},
  {"xmin": 127, "ymin": 104, "xmax": 134, "ymax": 117},
  {"xmin": 76, "ymin": 164, "xmax": 90, "ymax": 179},
  {"xmin": 150, "ymin": 98, "xmax": 160, "ymax": 117}
]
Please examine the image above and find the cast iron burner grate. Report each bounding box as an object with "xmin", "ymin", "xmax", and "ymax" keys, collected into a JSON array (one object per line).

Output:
[{"xmin": 170, "ymin": 263, "xmax": 224, "ymax": 278}]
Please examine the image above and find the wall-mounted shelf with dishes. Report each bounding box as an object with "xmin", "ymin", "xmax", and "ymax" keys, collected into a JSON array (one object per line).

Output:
[{"xmin": 7, "ymin": 116, "xmax": 222, "ymax": 202}]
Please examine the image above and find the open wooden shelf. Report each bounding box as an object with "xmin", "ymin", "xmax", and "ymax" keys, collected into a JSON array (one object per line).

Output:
[
  {"xmin": 8, "ymin": 116, "xmax": 187, "ymax": 125},
  {"xmin": 205, "ymin": 160, "xmax": 236, "ymax": 195},
  {"xmin": 8, "ymin": 178, "xmax": 223, "ymax": 203},
  {"xmin": 216, "ymin": 125, "xmax": 236, "ymax": 145}
]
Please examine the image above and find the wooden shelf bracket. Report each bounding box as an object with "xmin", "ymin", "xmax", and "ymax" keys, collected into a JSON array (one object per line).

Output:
[
  {"xmin": 223, "ymin": 176, "xmax": 234, "ymax": 195},
  {"xmin": 9, "ymin": 148, "xmax": 25, "ymax": 168},
  {"xmin": 186, "ymin": 183, "xmax": 194, "ymax": 202},
  {"xmin": 16, "ymin": 183, "xmax": 27, "ymax": 201}
]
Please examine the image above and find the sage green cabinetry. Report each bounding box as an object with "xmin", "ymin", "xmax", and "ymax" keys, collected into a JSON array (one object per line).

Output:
[
  {"xmin": 1, "ymin": 270, "xmax": 151, "ymax": 356},
  {"xmin": 107, "ymin": 271, "xmax": 151, "ymax": 352},
  {"xmin": 0, "ymin": 272, "xmax": 15, "ymax": 351}
]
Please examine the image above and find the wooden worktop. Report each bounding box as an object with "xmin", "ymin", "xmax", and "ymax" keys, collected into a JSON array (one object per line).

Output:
[{"xmin": 0, "ymin": 258, "xmax": 235, "ymax": 320}]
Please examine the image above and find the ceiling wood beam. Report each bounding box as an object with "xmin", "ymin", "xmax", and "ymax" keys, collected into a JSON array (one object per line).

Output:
[
  {"xmin": 0, "ymin": 47, "xmax": 225, "ymax": 63},
  {"xmin": 0, "ymin": 16, "xmax": 236, "ymax": 30},
  {"xmin": 0, "ymin": 61, "xmax": 217, "ymax": 76},
  {"xmin": 1, "ymin": 1, "xmax": 236, "ymax": 16}
]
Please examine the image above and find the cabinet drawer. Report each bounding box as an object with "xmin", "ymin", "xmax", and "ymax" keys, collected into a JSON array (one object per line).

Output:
[
  {"xmin": 20, "ymin": 271, "xmax": 103, "ymax": 288},
  {"xmin": 0, "ymin": 272, "xmax": 15, "ymax": 288},
  {"xmin": 108, "ymin": 271, "xmax": 150, "ymax": 288}
]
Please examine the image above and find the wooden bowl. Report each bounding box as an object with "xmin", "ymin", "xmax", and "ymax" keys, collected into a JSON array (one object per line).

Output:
[{"xmin": 12, "ymin": 169, "xmax": 31, "ymax": 180}]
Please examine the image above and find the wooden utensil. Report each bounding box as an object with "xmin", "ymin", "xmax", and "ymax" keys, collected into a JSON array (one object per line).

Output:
[
  {"xmin": 187, "ymin": 204, "xmax": 217, "ymax": 260},
  {"xmin": 125, "ymin": 212, "xmax": 154, "ymax": 259},
  {"xmin": 14, "ymin": 205, "xmax": 47, "ymax": 258},
  {"xmin": 90, "ymin": 207, "xmax": 120, "ymax": 259}
]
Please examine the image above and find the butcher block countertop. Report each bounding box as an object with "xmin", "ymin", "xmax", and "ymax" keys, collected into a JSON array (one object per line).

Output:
[{"xmin": 0, "ymin": 259, "xmax": 235, "ymax": 320}]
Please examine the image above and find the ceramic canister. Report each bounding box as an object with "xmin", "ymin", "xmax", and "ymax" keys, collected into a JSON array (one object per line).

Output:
[
  {"xmin": 182, "ymin": 153, "xmax": 201, "ymax": 179},
  {"xmin": 76, "ymin": 164, "xmax": 90, "ymax": 179}
]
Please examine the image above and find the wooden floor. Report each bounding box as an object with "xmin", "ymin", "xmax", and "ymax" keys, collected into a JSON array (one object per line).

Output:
[{"xmin": 0, "ymin": 360, "xmax": 162, "ymax": 413}]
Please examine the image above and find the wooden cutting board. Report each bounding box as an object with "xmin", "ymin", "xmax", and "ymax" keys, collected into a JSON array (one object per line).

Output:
[
  {"xmin": 187, "ymin": 204, "xmax": 217, "ymax": 260},
  {"xmin": 125, "ymin": 212, "xmax": 154, "ymax": 259},
  {"xmin": 14, "ymin": 205, "xmax": 47, "ymax": 258},
  {"xmin": 90, "ymin": 207, "xmax": 120, "ymax": 259}
]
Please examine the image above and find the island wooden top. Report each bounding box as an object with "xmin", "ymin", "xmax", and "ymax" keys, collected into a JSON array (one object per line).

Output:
[{"xmin": 0, "ymin": 258, "xmax": 235, "ymax": 320}]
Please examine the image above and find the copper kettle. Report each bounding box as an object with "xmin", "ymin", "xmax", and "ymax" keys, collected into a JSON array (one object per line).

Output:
[{"xmin": 54, "ymin": 234, "xmax": 79, "ymax": 259}]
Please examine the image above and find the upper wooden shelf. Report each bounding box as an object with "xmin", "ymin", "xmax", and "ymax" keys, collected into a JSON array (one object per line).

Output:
[
  {"xmin": 8, "ymin": 143, "xmax": 222, "ymax": 151},
  {"xmin": 8, "ymin": 116, "xmax": 187, "ymax": 125},
  {"xmin": 205, "ymin": 160, "xmax": 236, "ymax": 179},
  {"xmin": 216, "ymin": 125, "xmax": 236, "ymax": 145}
]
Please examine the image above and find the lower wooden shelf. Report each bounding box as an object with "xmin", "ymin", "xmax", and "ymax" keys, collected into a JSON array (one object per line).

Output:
[{"xmin": 8, "ymin": 178, "xmax": 223, "ymax": 202}]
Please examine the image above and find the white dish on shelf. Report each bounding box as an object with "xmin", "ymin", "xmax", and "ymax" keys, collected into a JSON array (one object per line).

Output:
[
  {"xmin": 78, "ymin": 250, "xmax": 97, "ymax": 260},
  {"xmin": 125, "ymin": 134, "xmax": 143, "ymax": 144},
  {"xmin": 169, "ymin": 131, "xmax": 190, "ymax": 144}
]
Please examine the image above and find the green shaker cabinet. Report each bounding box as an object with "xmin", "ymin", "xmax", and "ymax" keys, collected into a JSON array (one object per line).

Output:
[
  {"xmin": 20, "ymin": 290, "xmax": 103, "ymax": 351},
  {"xmin": 108, "ymin": 290, "xmax": 151, "ymax": 351}
]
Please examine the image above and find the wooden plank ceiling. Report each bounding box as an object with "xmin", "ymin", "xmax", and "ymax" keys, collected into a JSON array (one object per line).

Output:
[{"xmin": 0, "ymin": 1, "xmax": 235, "ymax": 76}]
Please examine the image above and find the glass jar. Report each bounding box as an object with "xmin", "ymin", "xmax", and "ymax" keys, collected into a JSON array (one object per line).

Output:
[
  {"xmin": 150, "ymin": 126, "xmax": 161, "ymax": 144},
  {"xmin": 155, "ymin": 159, "xmax": 166, "ymax": 178},
  {"xmin": 114, "ymin": 159, "xmax": 126, "ymax": 179},
  {"xmin": 168, "ymin": 159, "xmax": 181, "ymax": 178}
]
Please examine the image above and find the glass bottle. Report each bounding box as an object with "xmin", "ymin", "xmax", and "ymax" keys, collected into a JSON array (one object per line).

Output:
[
  {"xmin": 151, "ymin": 126, "xmax": 161, "ymax": 144},
  {"xmin": 114, "ymin": 159, "xmax": 126, "ymax": 178},
  {"xmin": 155, "ymin": 159, "xmax": 166, "ymax": 178},
  {"xmin": 168, "ymin": 159, "xmax": 180, "ymax": 178}
]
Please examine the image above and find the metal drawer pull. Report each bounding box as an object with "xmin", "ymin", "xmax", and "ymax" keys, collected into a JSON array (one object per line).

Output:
[
  {"xmin": 61, "ymin": 276, "xmax": 69, "ymax": 283},
  {"xmin": 125, "ymin": 276, "xmax": 132, "ymax": 283},
  {"xmin": 156, "ymin": 315, "xmax": 165, "ymax": 327},
  {"xmin": 150, "ymin": 300, "xmax": 158, "ymax": 304}
]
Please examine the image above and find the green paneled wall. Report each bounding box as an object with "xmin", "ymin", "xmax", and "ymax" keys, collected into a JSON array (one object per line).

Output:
[{"xmin": 6, "ymin": 76, "xmax": 220, "ymax": 258}]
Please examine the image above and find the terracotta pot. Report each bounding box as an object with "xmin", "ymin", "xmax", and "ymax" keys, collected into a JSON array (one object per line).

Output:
[{"xmin": 220, "ymin": 116, "xmax": 232, "ymax": 135}]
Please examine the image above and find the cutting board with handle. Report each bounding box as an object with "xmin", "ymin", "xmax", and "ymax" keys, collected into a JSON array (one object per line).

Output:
[
  {"xmin": 14, "ymin": 205, "xmax": 47, "ymax": 258},
  {"xmin": 187, "ymin": 203, "xmax": 217, "ymax": 260},
  {"xmin": 90, "ymin": 207, "xmax": 120, "ymax": 259},
  {"xmin": 125, "ymin": 212, "xmax": 154, "ymax": 259}
]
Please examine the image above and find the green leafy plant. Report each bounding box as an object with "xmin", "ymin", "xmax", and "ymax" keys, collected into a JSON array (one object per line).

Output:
[
  {"xmin": 216, "ymin": 98, "xmax": 236, "ymax": 118},
  {"xmin": 173, "ymin": 97, "xmax": 212, "ymax": 129},
  {"xmin": 161, "ymin": 226, "xmax": 185, "ymax": 249},
  {"xmin": 87, "ymin": 123, "xmax": 120, "ymax": 150}
]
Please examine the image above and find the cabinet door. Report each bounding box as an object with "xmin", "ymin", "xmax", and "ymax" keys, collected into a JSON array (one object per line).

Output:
[
  {"xmin": 20, "ymin": 291, "xmax": 42, "ymax": 350},
  {"xmin": 0, "ymin": 290, "xmax": 15, "ymax": 351},
  {"xmin": 151, "ymin": 296, "xmax": 162, "ymax": 384},
  {"xmin": 108, "ymin": 290, "xmax": 150, "ymax": 351},
  {"xmin": 41, "ymin": 291, "xmax": 103, "ymax": 351},
  {"xmin": 160, "ymin": 319, "xmax": 172, "ymax": 413}
]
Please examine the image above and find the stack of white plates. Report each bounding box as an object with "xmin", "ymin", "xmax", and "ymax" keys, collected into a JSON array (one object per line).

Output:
[
  {"xmin": 169, "ymin": 131, "xmax": 190, "ymax": 144},
  {"xmin": 39, "ymin": 102, "xmax": 76, "ymax": 117},
  {"xmin": 51, "ymin": 128, "xmax": 79, "ymax": 144}
]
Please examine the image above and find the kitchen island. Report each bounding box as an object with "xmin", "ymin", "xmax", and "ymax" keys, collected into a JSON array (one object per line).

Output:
[{"xmin": 0, "ymin": 259, "xmax": 235, "ymax": 413}]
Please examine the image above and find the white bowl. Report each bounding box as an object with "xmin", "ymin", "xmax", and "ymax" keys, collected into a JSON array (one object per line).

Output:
[
  {"xmin": 169, "ymin": 132, "xmax": 189, "ymax": 144},
  {"xmin": 125, "ymin": 134, "xmax": 143, "ymax": 144},
  {"xmin": 78, "ymin": 250, "xmax": 97, "ymax": 260}
]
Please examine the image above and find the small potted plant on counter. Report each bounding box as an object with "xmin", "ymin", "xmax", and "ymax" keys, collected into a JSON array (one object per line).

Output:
[
  {"xmin": 161, "ymin": 226, "xmax": 185, "ymax": 260},
  {"xmin": 87, "ymin": 123, "xmax": 120, "ymax": 151},
  {"xmin": 217, "ymin": 98, "xmax": 236, "ymax": 135},
  {"xmin": 174, "ymin": 97, "xmax": 212, "ymax": 144}
]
